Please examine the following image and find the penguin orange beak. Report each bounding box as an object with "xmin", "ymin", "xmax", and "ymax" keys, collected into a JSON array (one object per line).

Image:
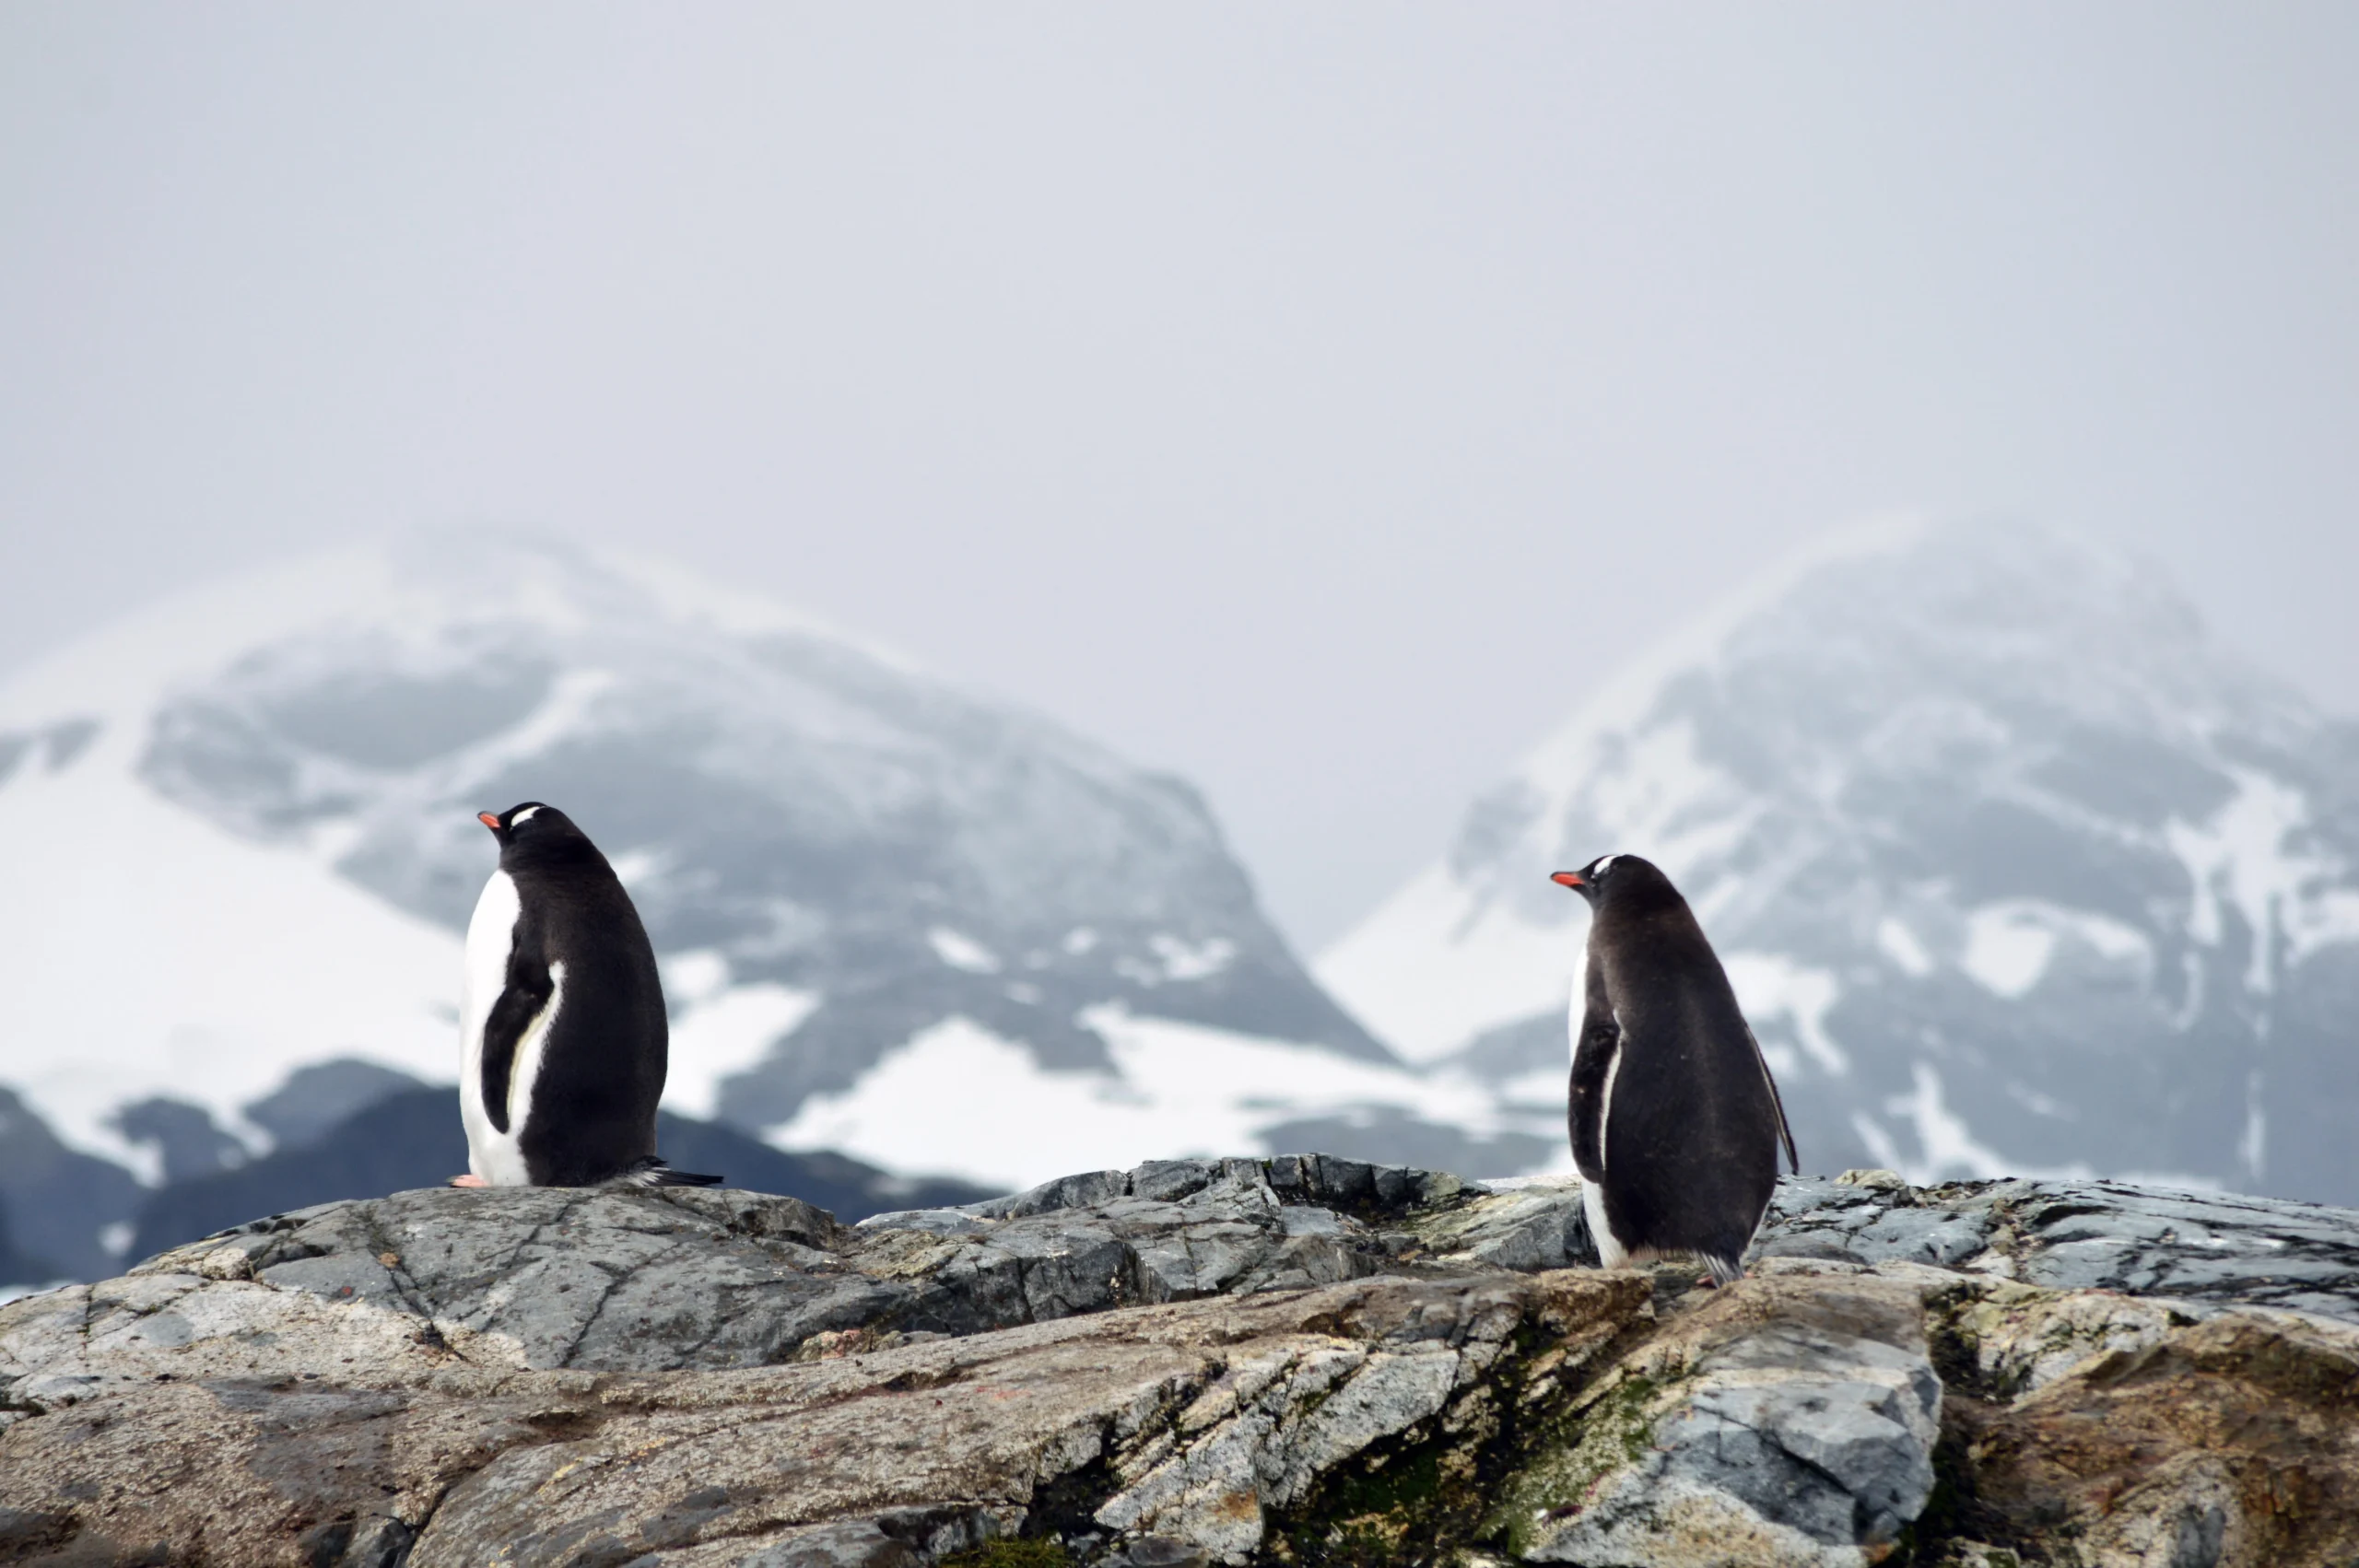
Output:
[
  {"xmin": 1551, "ymin": 871, "xmax": 1585, "ymax": 888},
  {"xmin": 478, "ymin": 812, "xmax": 501, "ymax": 831}
]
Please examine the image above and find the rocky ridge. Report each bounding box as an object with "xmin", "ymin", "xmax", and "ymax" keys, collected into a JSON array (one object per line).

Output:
[{"xmin": 2, "ymin": 1158, "xmax": 2356, "ymax": 1566}]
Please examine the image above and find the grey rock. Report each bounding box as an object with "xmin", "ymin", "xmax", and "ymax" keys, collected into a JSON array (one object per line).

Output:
[
  {"xmin": 0, "ymin": 1226, "xmax": 1656, "ymax": 1568},
  {"xmin": 65, "ymin": 1162, "xmax": 2353, "ymax": 1394},
  {"xmin": 854, "ymin": 1208, "xmax": 995, "ymax": 1236},
  {"xmin": 1504, "ymin": 1273, "xmax": 1943, "ymax": 1567},
  {"xmin": 975, "ymin": 1168, "xmax": 1136, "ymax": 1219},
  {"xmin": 45, "ymin": 1154, "xmax": 1544, "ymax": 1379},
  {"xmin": 11, "ymin": 1157, "xmax": 2359, "ymax": 1567},
  {"xmin": 739, "ymin": 1510, "xmax": 1004, "ymax": 1568},
  {"xmin": 1414, "ymin": 1175, "xmax": 1597, "ymax": 1270},
  {"xmin": 309, "ymin": 1515, "xmax": 417, "ymax": 1568},
  {"xmin": 1277, "ymin": 1205, "xmax": 1351, "ymax": 1237},
  {"xmin": 1131, "ymin": 1161, "xmax": 1222, "ymax": 1204},
  {"xmin": 1754, "ymin": 1175, "xmax": 2359, "ymax": 1325},
  {"xmin": 1110, "ymin": 1539, "xmax": 1213, "ymax": 1568},
  {"xmin": 255, "ymin": 1251, "xmax": 412, "ymax": 1312}
]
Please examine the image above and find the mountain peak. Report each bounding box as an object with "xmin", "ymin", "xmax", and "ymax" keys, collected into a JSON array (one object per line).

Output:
[
  {"xmin": 1320, "ymin": 517, "xmax": 2359, "ymax": 1203},
  {"xmin": 3, "ymin": 538, "xmax": 1532, "ymax": 1234}
]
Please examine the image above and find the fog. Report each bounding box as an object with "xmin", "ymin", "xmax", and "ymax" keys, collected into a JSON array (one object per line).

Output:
[{"xmin": 4, "ymin": 4, "xmax": 2353, "ymax": 950}]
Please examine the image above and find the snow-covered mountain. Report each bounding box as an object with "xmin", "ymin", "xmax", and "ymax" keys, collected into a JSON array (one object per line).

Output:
[
  {"xmin": 0, "ymin": 534, "xmax": 1532, "ymax": 1228},
  {"xmin": 1320, "ymin": 518, "xmax": 2359, "ymax": 1206}
]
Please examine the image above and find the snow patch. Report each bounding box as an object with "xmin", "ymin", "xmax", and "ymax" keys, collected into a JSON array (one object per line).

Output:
[
  {"xmin": 1316, "ymin": 865, "xmax": 1579, "ymax": 1063},
  {"xmin": 1852, "ymin": 1064, "xmax": 2221, "ymax": 1188},
  {"xmin": 1961, "ymin": 907, "xmax": 2060, "ymax": 998},
  {"xmin": 927, "ymin": 929, "xmax": 1002, "ymax": 975},
  {"xmin": 1497, "ymin": 1067, "xmax": 1567, "ymax": 1108},
  {"xmin": 2238, "ymin": 1070, "xmax": 2267, "ymax": 1184},
  {"xmin": 665, "ymin": 977, "xmax": 819, "ymax": 1121},
  {"xmin": 661, "ymin": 949, "xmax": 734, "ymax": 1007},
  {"xmin": 2165, "ymin": 767, "xmax": 2358, "ymax": 991},
  {"xmin": 1148, "ymin": 933, "xmax": 1237, "ymax": 982},
  {"xmin": 1874, "ymin": 918, "xmax": 1934, "ymax": 977},
  {"xmin": 1722, "ymin": 952, "xmax": 1848, "ymax": 1075},
  {"xmin": 1872, "ymin": 1063, "xmax": 2095, "ymax": 1185},
  {"xmin": 766, "ymin": 1004, "xmax": 1520, "ymax": 1190},
  {"xmin": 608, "ymin": 848, "xmax": 666, "ymax": 888},
  {"xmin": 0, "ymin": 714, "xmax": 461, "ymax": 1163}
]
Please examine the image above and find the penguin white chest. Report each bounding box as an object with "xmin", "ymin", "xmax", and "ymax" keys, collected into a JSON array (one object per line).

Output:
[
  {"xmin": 1582, "ymin": 1036, "xmax": 1631, "ymax": 1268},
  {"xmin": 458, "ymin": 870, "xmax": 565, "ymax": 1187}
]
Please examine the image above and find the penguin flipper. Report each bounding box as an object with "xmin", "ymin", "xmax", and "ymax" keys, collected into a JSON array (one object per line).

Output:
[
  {"xmin": 1567, "ymin": 959, "xmax": 1620, "ymax": 1185},
  {"xmin": 615, "ymin": 1156, "xmax": 724, "ymax": 1188},
  {"xmin": 478, "ymin": 946, "xmax": 557, "ymax": 1136}
]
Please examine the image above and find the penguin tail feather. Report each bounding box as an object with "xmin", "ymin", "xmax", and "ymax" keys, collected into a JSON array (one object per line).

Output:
[
  {"xmin": 616, "ymin": 1156, "xmax": 725, "ymax": 1188},
  {"xmin": 1700, "ymin": 1253, "xmax": 1744, "ymax": 1288}
]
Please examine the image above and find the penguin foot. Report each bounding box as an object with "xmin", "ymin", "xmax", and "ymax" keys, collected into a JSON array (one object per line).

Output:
[{"xmin": 448, "ymin": 1174, "xmax": 488, "ymax": 1188}]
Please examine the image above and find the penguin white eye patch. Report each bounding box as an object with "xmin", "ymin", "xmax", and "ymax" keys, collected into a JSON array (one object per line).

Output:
[{"xmin": 511, "ymin": 805, "xmax": 544, "ymax": 825}]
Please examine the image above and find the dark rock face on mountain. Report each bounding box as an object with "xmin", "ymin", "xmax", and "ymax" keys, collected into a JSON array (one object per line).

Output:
[
  {"xmin": 6, "ymin": 1158, "xmax": 2358, "ymax": 1565},
  {"xmin": 0, "ymin": 1209, "xmax": 46, "ymax": 1295},
  {"xmin": 242, "ymin": 1059, "xmax": 429, "ymax": 1149},
  {"xmin": 0, "ymin": 1088, "xmax": 144, "ymax": 1284},
  {"xmin": 1325, "ymin": 521, "xmax": 2359, "ymax": 1205}
]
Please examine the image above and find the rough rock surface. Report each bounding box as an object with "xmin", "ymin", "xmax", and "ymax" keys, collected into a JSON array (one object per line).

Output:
[{"xmin": 3, "ymin": 1158, "xmax": 2357, "ymax": 1567}]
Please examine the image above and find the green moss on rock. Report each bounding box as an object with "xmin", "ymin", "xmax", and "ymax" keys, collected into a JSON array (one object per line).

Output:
[
  {"xmin": 944, "ymin": 1539, "xmax": 1070, "ymax": 1568},
  {"xmin": 1485, "ymin": 1370, "xmax": 1669, "ymax": 1559}
]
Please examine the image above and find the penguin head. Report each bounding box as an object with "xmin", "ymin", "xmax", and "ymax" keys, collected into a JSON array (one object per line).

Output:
[
  {"xmin": 1549, "ymin": 853, "xmax": 1670, "ymax": 910},
  {"xmin": 476, "ymin": 802, "xmax": 593, "ymax": 861}
]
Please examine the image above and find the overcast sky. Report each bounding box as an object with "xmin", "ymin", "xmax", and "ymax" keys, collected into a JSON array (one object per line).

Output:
[{"xmin": 4, "ymin": 5, "xmax": 2354, "ymax": 953}]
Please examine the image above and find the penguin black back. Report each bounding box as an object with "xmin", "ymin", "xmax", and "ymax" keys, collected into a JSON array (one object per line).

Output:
[
  {"xmin": 462, "ymin": 802, "xmax": 718, "ymax": 1188},
  {"xmin": 1555, "ymin": 853, "xmax": 1796, "ymax": 1281}
]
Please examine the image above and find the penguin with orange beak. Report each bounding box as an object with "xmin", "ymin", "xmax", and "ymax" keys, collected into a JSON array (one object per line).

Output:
[
  {"xmin": 1553, "ymin": 853, "xmax": 1795, "ymax": 1283},
  {"xmin": 454, "ymin": 802, "xmax": 719, "ymax": 1189}
]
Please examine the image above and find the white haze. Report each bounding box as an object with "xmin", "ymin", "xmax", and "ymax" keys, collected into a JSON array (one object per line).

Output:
[{"xmin": 3, "ymin": 5, "xmax": 2355, "ymax": 951}]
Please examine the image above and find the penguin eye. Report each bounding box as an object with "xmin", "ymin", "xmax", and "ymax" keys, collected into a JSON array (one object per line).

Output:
[{"xmin": 1590, "ymin": 854, "xmax": 1617, "ymax": 879}]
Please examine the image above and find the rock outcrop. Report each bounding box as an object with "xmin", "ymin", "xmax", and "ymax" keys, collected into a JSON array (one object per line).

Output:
[{"xmin": 4, "ymin": 1158, "xmax": 2357, "ymax": 1567}]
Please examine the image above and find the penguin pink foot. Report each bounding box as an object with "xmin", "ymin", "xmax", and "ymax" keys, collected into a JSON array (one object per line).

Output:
[{"xmin": 448, "ymin": 1174, "xmax": 487, "ymax": 1188}]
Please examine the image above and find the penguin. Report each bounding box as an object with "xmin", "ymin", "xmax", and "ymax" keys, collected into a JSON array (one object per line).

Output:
[
  {"xmin": 453, "ymin": 802, "xmax": 721, "ymax": 1189},
  {"xmin": 1552, "ymin": 853, "xmax": 1796, "ymax": 1285}
]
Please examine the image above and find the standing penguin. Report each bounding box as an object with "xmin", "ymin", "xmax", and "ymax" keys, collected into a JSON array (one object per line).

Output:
[
  {"xmin": 455, "ymin": 802, "xmax": 720, "ymax": 1188},
  {"xmin": 1553, "ymin": 853, "xmax": 1795, "ymax": 1284}
]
